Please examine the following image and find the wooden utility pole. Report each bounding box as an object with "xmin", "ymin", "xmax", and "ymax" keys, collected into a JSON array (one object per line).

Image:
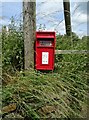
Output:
[
  {"xmin": 23, "ymin": 0, "xmax": 36, "ymax": 70},
  {"xmin": 63, "ymin": 0, "xmax": 72, "ymax": 36}
]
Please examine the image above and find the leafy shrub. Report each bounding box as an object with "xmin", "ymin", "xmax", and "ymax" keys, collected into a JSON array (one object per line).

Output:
[{"xmin": 2, "ymin": 17, "xmax": 24, "ymax": 72}]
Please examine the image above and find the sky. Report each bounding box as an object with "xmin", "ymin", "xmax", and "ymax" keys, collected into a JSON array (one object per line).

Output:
[{"xmin": 0, "ymin": 0, "xmax": 89, "ymax": 37}]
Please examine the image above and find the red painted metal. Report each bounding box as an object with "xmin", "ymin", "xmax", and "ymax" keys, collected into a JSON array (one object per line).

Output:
[{"xmin": 35, "ymin": 31, "xmax": 56, "ymax": 70}]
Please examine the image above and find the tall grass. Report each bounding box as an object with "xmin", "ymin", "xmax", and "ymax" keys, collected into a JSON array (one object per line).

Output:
[
  {"xmin": 2, "ymin": 68, "xmax": 88, "ymax": 119},
  {"xmin": 1, "ymin": 21, "xmax": 88, "ymax": 119}
]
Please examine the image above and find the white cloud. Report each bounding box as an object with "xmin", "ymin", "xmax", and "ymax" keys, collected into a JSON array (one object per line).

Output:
[
  {"xmin": 72, "ymin": 12, "xmax": 87, "ymax": 24},
  {"xmin": 1, "ymin": 0, "xmax": 88, "ymax": 2},
  {"xmin": 36, "ymin": 1, "xmax": 64, "ymax": 33},
  {"xmin": 36, "ymin": 2, "xmax": 63, "ymax": 16},
  {"xmin": 0, "ymin": 2, "xmax": 2, "ymax": 16},
  {"xmin": 70, "ymin": 2, "xmax": 87, "ymax": 37},
  {"xmin": 0, "ymin": 0, "xmax": 22, "ymax": 2},
  {"xmin": 0, "ymin": 18, "xmax": 10, "ymax": 26},
  {"xmin": 36, "ymin": 1, "xmax": 88, "ymax": 37},
  {"xmin": 1, "ymin": 1, "xmax": 88, "ymax": 37}
]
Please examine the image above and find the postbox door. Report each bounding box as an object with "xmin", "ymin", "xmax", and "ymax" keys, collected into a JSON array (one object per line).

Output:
[{"xmin": 36, "ymin": 47, "xmax": 54, "ymax": 70}]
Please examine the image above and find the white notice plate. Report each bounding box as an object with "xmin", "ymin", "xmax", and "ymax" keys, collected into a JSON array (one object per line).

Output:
[{"xmin": 42, "ymin": 52, "xmax": 49, "ymax": 64}]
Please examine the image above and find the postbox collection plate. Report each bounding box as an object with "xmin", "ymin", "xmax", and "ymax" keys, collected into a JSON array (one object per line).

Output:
[{"xmin": 42, "ymin": 52, "xmax": 49, "ymax": 64}]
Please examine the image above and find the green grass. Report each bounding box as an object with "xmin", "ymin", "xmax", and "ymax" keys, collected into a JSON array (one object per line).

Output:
[
  {"xmin": 1, "ymin": 23, "xmax": 88, "ymax": 119},
  {"xmin": 2, "ymin": 67, "xmax": 88, "ymax": 119}
]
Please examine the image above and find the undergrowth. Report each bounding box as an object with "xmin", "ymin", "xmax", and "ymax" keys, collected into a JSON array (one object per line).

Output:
[
  {"xmin": 1, "ymin": 18, "xmax": 89, "ymax": 119},
  {"xmin": 2, "ymin": 69, "xmax": 88, "ymax": 119}
]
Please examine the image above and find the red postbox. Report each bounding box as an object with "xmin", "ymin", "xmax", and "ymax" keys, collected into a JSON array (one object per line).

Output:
[{"xmin": 35, "ymin": 31, "xmax": 56, "ymax": 70}]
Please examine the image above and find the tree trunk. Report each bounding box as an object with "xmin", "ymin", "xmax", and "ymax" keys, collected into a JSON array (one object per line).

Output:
[
  {"xmin": 63, "ymin": 0, "xmax": 72, "ymax": 36},
  {"xmin": 23, "ymin": 1, "xmax": 36, "ymax": 70}
]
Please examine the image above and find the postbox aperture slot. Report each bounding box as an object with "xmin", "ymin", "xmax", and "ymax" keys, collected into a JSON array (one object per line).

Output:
[
  {"xmin": 37, "ymin": 38, "xmax": 54, "ymax": 47},
  {"xmin": 39, "ymin": 40, "xmax": 52, "ymax": 46}
]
